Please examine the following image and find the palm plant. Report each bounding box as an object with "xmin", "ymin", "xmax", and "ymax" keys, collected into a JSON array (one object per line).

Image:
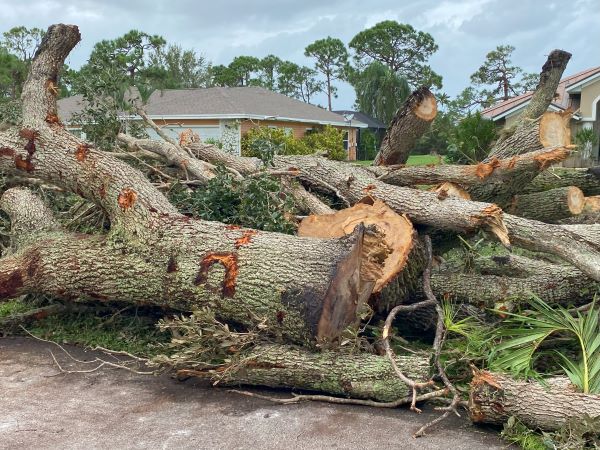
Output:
[{"xmin": 490, "ymin": 295, "xmax": 600, "ymax": 393}]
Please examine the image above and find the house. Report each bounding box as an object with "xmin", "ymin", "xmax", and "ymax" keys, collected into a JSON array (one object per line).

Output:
[
  {"xmin": 333, "ymin": 110, "xmax": 387, "ymax": 160},
  {"xmin": 57, "ymin": 87, "xmax": 367, "ymax": 160},
  {"xmin": 482, "ymin": 66, "xmax": 600, "ymax": 166}
]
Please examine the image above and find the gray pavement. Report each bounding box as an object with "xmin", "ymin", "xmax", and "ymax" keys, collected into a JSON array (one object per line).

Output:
[{"xmin": 0, "ymin": 337, "xmax": 509, "ymax": 449}]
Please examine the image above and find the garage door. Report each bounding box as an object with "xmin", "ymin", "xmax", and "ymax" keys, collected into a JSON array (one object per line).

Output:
[{"xmin": 146, "ymin": 125, "xmax": 222, "ymax": 143}]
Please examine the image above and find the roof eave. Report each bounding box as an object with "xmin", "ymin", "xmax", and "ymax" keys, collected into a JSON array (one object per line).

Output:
[{"xmin": 120, "ymin": 113, "xmax": 368, "ymax": 128}]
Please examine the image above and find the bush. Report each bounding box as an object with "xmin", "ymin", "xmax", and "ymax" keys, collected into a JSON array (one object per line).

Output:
[
  {"xmin": 169, "ymin": 166, "xmax": 297, "ymax": 234},
  {"xmin": 445, "ymin": 112, "xmax": 497, "ymax": 164},
  {"xmin": 241, "ymin": 125, "xmax": 346, "ymax": 161},
  {"xmin": 357, "ymin": 129, "xmax": 380, "ymax": 160}
]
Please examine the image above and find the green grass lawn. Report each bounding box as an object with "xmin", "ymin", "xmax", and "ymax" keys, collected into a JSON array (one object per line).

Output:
[{"xmin": 353, "ymin": 154, "xmax": 442, "ymax": 166}]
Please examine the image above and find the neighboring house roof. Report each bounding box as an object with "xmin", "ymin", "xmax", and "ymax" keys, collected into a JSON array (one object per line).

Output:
[
  {"xmin": 482, "ymin": 66, "xmax": 600, "ymax": 120},
  {"xmin": 333, "ymin": 110, "xmax": 387, "ymax": 129},
  {"xmin": 58, "ymin": 86, "xmax": 367, "ymax": 128}
]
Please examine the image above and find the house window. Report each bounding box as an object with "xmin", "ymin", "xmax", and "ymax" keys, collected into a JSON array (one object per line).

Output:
[{"xmin": 343, "ymin": 130, "xmax": 349, "ymax": 150}]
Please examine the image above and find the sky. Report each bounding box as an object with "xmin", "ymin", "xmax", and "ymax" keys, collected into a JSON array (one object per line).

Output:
[{"xmin": 1, "ymin": 0, "xmax": 599, "ymax": 110}]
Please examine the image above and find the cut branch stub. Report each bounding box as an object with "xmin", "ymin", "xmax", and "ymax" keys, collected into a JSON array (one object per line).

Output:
[
  {"xmin": 298, "ymin": 197, "xmax": 414, "ymax": 293},
  {"xmin": 373, "ymin": 87, "xmax": 437, "ymax": 166},
  {"xmin": 509, "ymin": 186, "xmax": 584, "ymax": 223}
]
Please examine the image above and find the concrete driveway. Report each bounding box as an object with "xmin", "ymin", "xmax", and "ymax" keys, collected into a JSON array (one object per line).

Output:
[{"xmin": 0, "ymin": 337, "xmax": 509, "ymax": 449}]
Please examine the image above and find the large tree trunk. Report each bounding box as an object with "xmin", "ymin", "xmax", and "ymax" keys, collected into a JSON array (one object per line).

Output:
[
  {"xmin": 469, "ymin": 370, "xmax": 600, "ymax": 431},
  {"xmin": 488, "ymin": 111, "xmax": 572, "ymax": 161},
  {"xmin": 488, "ymin": 49, "xmax": 572, "ymax": 160},
  {"xmin": 523, "ymin": 166, "xmax": 600, "ymax": 196},
  {"xmin": 373, "ymin": 87, "xmax": 437, "ymax": 166},
  {"xmin": 508, "ymin": 186, "xmax": 585, "ymax": 223},
  {"xmin": 0, "ymin": 25, "xmax": 393, "ymax": 347},
  {"xmin": 216, "ymin": 344, "xmax": 431, "ymax": 402}
]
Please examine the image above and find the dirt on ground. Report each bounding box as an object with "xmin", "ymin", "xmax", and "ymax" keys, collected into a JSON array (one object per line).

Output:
[{"xmin": 0, "ymin": 336, "xmax": 510, "ymax": 449}]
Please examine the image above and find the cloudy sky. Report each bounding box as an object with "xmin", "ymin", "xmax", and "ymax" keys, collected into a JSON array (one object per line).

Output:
[{"xmin": 1, "ymin": 0, "xmax": 599, "ymax": 109}]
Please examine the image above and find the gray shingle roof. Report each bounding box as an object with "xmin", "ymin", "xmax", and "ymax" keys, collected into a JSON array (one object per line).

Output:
[
  {"xmin": 58, "ymin": 86, "xmax": 366, "ymax": 127},
  {"xmin": 333, "ymin": 110, "xmax": 387, "ymax": 129}
]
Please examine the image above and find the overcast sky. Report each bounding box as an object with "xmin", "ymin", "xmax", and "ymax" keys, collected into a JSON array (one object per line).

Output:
[{"xmin": 1, "ymin": 0, "xmax": 599, "ymax": 110}]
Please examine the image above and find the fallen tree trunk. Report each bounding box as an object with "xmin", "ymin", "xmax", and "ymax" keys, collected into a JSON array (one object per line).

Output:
[
  {"xmin": 0, "ymin": 188, "xmax": 386, "ymax": 346},
  {"xmin": 508, "ymin": 186, "xmax": 585, "ymax": 223},
  {"xmin": 523, "ymin": 166, "xmax": 600, "ymax": 196},
  {"xmin": 214, "ymin": 343, "xmax": 431, "ymax": 402},
  {"xmin": 371, "ymin": 147, "xmax": 573, "ymax": 206},
  {"xmin": 488, "ymin": 111, "xmax": 572, "ymax": 161},
  {"xmin": 373, "ymin": 87, "xmax": 437, "ymax": 166},
  {"xmin": 469, "ymin": 370, "xmax": 600, "ymax": 431},
  {"xmin": 488, "ymin": 49, "xmax": 572, "ymax": 160}
]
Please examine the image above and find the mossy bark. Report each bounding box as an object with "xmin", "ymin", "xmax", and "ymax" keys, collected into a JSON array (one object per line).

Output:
[{"xmin": 218, "ymin": 344, "xmax": 431, "ymax": 402}]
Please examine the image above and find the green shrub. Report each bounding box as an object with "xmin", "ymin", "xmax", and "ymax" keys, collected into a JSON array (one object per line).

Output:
[
  {"xmin": 241, "ymin": 125, "xmax": 346, "ymax": 161},
  {"xmin": 445, "ymin": 112, "xmax": 497, "ymax": 164},
  {"xmin": 357, "ymin": 129, "xmax": 380, "ymax": 160},
  {"xmin": 169, "ymin": 166, "xmax": 297, "ymax": 234}
]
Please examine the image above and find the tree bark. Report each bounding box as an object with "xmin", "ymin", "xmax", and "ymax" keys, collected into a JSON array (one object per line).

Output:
[
  {"xmin": 469, "ymin": 370, "xmax": 600, "ymax": 431},
  {"xmin": 509, "ymin": 186, "xmax": 585, "ymax": 223},
  {"xmin": 523, "ymin": 166, "xmax": 600, "ymax": 196},
  {"xmin": 0, "ymin": 24, "xmax": 393, "ymax": 347},
  {"xmin": 216, "ymin": 343, "xmax": 431, "ymax": 402},
  {"xmin": 488, "ymin": 111, "xmax": 572, "ymax": 161},
  {"xmin": 373, "ymin": 87, "xmax": 437, "ymax": 166},
  {"xmin": 488, "ymin": 49, "xmax": 572, "ymax": 159},
  {"xmin": 372, "ymin": 147, "xmax": 573, "ymax": 206}
]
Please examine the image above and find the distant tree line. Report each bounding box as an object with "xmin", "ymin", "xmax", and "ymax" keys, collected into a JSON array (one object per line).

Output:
[{"xmin": 0, "ymin": 24, "xmax": 539, "ymax": 161}]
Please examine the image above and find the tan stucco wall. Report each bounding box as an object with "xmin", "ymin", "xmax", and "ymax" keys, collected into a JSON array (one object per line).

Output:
[
  {"xmin": 504, "ymin": 112, "xmax": 520, "ymax": 128},
  {"xmin": 580, "ymin": 80, "xmax": 600, "ymax": 119}
]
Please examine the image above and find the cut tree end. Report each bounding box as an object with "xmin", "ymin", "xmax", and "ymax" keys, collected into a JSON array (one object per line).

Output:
[
  {"xmin": 583, "ymin": 196, "xmax": 600, "ymax": 213},
  {"xmin": 298, "ymin": 197, "xmax": 414, "ymax": 293},
  {"xmin": 539, "ymin": 111, "xmax": 572, "ymax": 149},
  {"xmin": 413, "ymin": 89, "xmax": 437, "ymax": 121},
  {"xmin": 566, "ymin": 186, "xmax": 585, "ymax": 215},
  {"xmin": 431, "ymin": 182, "xmax": 471, "ymax": 200}
]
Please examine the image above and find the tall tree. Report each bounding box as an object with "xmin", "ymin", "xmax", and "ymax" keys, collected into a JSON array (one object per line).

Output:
[
  {"xmin": 148, "ymin": 44, "xmax": 211, "ymax": 89},
  {"xmin": 277, "ymin": 61, "xmax": 324, "ymax": 104},
  {"xmin": 2, "ymin": 26, "xmax": 44, "ymax": 62},
  {"xmin": 258, "ymin": 54, "xmax": 282, "ymax": 90},
  {"xmin": 228, "ymin": 56, "xmax": 261, "ymax": 86},
  {"xmin": 352, "ymin": 61, "xmax": 410, "ymax": 125},
  {"xmin": 304, "ymin": 37, "xmax": 348, "ymax": 110},
  {"xmin": 349, "ymin": 21, "xmax": 441, "ymax": 89},
  {"xmin": 470, "ymin": 45, "xmax": 537, "ymax": 106},
  {"xmin": 0, "ymin": 48, "xmax": 27, "ymax": 100}
]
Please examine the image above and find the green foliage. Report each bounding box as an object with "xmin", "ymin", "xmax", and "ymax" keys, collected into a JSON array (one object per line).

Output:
[
  {"xmin": 304, "ymin": 37, "xmax": 348, "ymax": 109},
  {"xmin": 501, "ymin": 417, "xmax": 548, "ymax": 450},
  {"xmin": 2, "ymin": 26, "xmax": 44, "ymax": 62},
  {"xmin": 276, "ymin": 61, "xmax": 324, "ymax": 103},
  {"xmin": 349, "ymin": 20, "xmax": 441, "ymax": 89},
  {"xmin": 153, "ymin": 307, "xmax": 258, "ymax": 371},
  {"xmin": 0, "ymin": 299, "xmax": 30, "ymax": 318},
  {"xmin": 241, "ymin": 125, "xmax": 346, "ymax": 161},
  {"xmin": 575, "ymin": 127, "xmax": 599, "ymax": 160},
  {"xmin": 358, "ymin": 129, "xmax": 380, "ymax": 160},
  {"xmin": 25, "ymin": 304, "xmax": 169, "ymax": 357},
  {"xmin": 470, "ymin": 45, "xmax": 537, "ymax": 105},
  {"xmin": 445, "ymin": 112, "xmax": 497, "ymax": 164},
  {"xmin": 411, "ymin": 109, "xmax": 455, "ymax": 155},
  {"xmin": 490, "ymin": 296, "xmax": 600, "ymax": 393},
  {"xmin": 502, "ymin": 415, "xmax": 600, "ymax": 450},
  {"xmin": 169, "ymin": 166, "xmax": 297, "ymax": 234},
  {"xmin": 351, "ymin": 61, "xmax": 410, "ymax": 125}
]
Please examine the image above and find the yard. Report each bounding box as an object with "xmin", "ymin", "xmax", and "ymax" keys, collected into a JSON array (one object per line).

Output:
[{"xmin": 353, "ymin": 154, "xmax": 442, "ymax": 166}]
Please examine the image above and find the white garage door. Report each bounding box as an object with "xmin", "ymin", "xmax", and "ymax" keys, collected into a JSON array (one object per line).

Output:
[{"xmin": 146, "ymin": 125, "xmax": 222, "ymax": 143}]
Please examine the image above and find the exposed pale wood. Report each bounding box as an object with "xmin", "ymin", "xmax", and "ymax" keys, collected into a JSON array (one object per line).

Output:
[
  {"xmin": 430, "ymin": 182, "xmax": 471, "ymax": 200},
  {"xmin": 298, "ymin": 197, "xmax": 414, "ymax": 293}
]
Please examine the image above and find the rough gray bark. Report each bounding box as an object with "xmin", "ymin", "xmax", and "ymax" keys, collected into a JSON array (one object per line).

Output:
[
  {"xmin": 509, "ymin": 186, "xmax": 585, "ymax": 223},
  {"xmin": 488, "ymin": 49, "xmax": 572, "ymax": 160},
  {"xmin": 0, "ymin": 24, "xmax": 392, "ymax": 347},
  {"xmin": 524, "ymin": 166, "xmax": 600, "ymax": 196},
  {"xmin": 373, "ymin": 87, "xmax": 437, "ymax": 166},
  {"xmin": 469, "ymin": 371, "xmax": 600, "ymax": 431}
]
